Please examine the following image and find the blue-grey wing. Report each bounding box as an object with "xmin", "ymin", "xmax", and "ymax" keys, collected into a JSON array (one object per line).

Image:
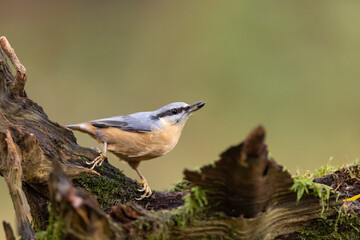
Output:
[{"xmin": 89, "ymin": 114, "xmax": 153, "ymax": 133}]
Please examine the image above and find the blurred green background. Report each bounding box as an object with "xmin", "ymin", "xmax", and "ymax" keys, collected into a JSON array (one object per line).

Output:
[{"xmin": 1, "ymin": 0, "xmax": 360, "ymax": 238}]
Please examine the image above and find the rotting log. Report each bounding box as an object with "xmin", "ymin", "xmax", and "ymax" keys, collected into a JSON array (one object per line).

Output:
[{"xmin": 0, "ymin": 36, "xmax": 359, "ymax": 239}]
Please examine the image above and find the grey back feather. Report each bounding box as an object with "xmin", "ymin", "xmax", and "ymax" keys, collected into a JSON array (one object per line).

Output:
[{"xmin": 89, "ymin": 112, "xmax": 158, "ymax": 133}]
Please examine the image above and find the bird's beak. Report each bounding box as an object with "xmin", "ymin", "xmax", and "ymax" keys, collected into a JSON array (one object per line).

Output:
[{"xmin": 187, "ymin": 101, "xmax": 205, "ymax": 114}]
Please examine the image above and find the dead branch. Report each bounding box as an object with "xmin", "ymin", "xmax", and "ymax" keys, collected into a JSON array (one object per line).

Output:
[{"xmin": 0, "ymin": 36, "xmax": 26, "ymax": 97}]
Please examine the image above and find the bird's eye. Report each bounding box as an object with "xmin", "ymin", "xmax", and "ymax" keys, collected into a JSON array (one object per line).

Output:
[{"xmin": 171, "ymin": 109, "xmax": 178, "ymax": 114}]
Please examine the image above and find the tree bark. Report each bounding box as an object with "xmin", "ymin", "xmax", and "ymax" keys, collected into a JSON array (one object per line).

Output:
[{"xmin": 0, "ymin": 36, "xmax": 358, "ymax": 240}]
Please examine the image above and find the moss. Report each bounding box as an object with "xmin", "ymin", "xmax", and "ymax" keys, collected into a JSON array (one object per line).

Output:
[
  {"xmin": 295, "ymin": 157, "xmax": 360, "ymax": 180},
  {"xmin": 298, "ymin": 204, "xmax": 360, "ymax": 239},
  {"xmin": 168, "ymin": 186, "xmax": 209, "ymax": 228},
  {"xmin": 74, "ymin": 170, "xmax": 140, "ymax": 211},
  {"xmin": 165, "ymin": 186, "xmax": 209, "ymax": 231},
  {"xmin": 312, "ymin": 157, "xmax": 338, "ymax": 178},
  {"xmin": 291, "ymin": 158, "xmax": 360, "ymax": 213},
  {"xmin": 169, "ymin": 179, "xmax": 192, "ymax": 192},
  {"xmin": 290, "ymin": 178, "xmax": 333, "ymax": 213},
  {"xmin": 132, "ymin": 186, "xmax": 209, "ymax": 240},
  {"xmin": 185, "ymin": 186, "xmax": 208, "ymax": 215},
  {"xmin": 36, "ymin": 214, "xmax": 64, "ymax": 240},
  {"xmin": 293, "ymin": 158, "xmax": 360, "ymax": 239},
  {"xmin": 290, "ymin": 158, "xmax": 356, "ymax": 214}
]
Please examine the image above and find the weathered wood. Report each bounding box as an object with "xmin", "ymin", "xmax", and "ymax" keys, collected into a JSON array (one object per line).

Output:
[{"xmin": 184, "ymin": 126, "xmax": 294, "ymax": 218}]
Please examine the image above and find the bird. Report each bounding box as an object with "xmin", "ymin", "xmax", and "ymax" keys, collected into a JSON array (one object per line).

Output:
[{"xmin": 66, "ymin": 101, "xmax": 205, "ymax": 200}]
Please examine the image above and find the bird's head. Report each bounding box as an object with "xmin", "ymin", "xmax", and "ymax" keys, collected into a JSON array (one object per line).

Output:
[{"xmin": 152, "ymin": 101, "xmax": 205, "ymax": 126}]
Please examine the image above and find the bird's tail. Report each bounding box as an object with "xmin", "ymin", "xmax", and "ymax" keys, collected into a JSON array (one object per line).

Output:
[
  {"xmin": 66, "ymin": 124, "xmax": 81, "ymax": 129},
  {"xmin": 66, "ymin": 123, "xmax": 97, "ymax": 135}
]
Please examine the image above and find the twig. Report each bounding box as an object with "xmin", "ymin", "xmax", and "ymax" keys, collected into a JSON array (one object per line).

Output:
[
  {"xmin": 334, "ymin": 182, "xmax": 342, "ymax": 192},
  {"xmin": 0, "ymin": 36, "xmax": 27, "ymax": 96}
]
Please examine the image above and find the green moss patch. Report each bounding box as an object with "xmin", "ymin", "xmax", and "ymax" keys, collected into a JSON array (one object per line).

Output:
[
  {"xmin": 298, "ymin": 203, "xmax": 360, "ymax": 239},
  {"xmin": 75, "ymin": 174, "xmax": 139, "ymax": 211},
  {"xmin": 128, "ymin": 186, "xmax": 209, "ymax": 240},
  {"xmin": 169, "ymin": 179, "xmax": 192, "ymax": 192},
  {"xmin": 291, "ymin": 178, "xmax": 333, "ymax": 213},
  {"xmin": 74, "ymin": 165, "xmax": 140, "ymax": 212}
]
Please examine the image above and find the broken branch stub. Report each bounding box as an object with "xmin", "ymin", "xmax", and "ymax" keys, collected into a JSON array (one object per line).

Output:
[
  {"xmin": 184, "ymin": 125, "xmax": 294, "ymax": 218},
  {"xmin": 0, "ymin": 36, "xmax": 26, "ymax": 97},
  {"xmin": 0, "ymin": 130, "xmax": 35, "ymax": 240}
]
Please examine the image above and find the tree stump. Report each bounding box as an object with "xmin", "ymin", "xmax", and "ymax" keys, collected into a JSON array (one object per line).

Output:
[{"xmin": 0, "ymin": 36, "xmax": 359, "ymax": 240}]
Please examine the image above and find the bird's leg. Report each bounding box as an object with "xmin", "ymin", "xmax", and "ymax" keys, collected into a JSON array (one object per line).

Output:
[
  {"xmin": 133, "ymin": 166, "xmax": 152, "ymax": 200},
  {"xmin": 98, "ymin": 141, "xmax": 107, "ymax": 166},
  {"xmin": 86, "ymin": 141, "xmax": 108, "ymax": 169}
]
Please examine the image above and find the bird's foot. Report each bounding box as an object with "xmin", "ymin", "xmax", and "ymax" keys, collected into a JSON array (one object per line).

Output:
[
  {"xmin": 136, "ymin": 179, "xmax": 152, "ymax": 200},
  {"xmin": 86, "ymin": 152, "xmax": 107, "ymax": 170}
]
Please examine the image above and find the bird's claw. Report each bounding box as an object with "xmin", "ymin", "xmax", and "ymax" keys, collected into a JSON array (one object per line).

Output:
[
  {"xmin": 136, "ymin": 179, "xmax": 152, "ymax": 200},
  {"xmin": 138, "ymin": 183, "xmax": 148, "ymax": 192},
  {"xmin": 86, "ymin": 152, "xmax": 107, "ymax": 170}
]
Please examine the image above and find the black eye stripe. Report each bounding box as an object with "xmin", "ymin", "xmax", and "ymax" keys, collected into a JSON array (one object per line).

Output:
[
  {"xmin": 156, "ymin": 107, "xmax": 186, "ymax": 118},
  {"xmin": 173, "ymin": 107, "xmax": 187, "ymax": 114}
]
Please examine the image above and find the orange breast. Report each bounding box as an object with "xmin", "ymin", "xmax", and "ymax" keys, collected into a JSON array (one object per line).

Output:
[{"xmin": 95, "ymin": 121, "xmax": 184, "ymax": 162}]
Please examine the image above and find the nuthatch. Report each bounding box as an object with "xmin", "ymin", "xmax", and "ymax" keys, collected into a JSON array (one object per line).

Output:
[{"xmin": 66, "ymin": 101, "xmax": 205, "ymax": 200}]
